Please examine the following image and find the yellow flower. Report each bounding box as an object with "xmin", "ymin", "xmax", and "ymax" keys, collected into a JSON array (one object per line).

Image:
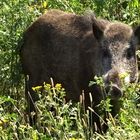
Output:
[
  {"xmin": 55, "ymin": 83, "xmax": 62, "ymax": 90},
  {"xmin": 44, "ymin": 83, "xmax": 51, "ymax": 91},
  {"xmin": 119, "ymin": 72, "xmax": 129, "ymax": 79},
  {"xmin": 32, "ymin": 86, "xmax": 42, "ymax": 91},
  {"xmin": 42, "ymin": 1, "xmax": 47, "ymax": 8}
]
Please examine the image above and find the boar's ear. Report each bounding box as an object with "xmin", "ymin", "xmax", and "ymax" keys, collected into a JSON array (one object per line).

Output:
[
  {"xmin": 92, "ymin": 19, "xmax": 105, "ymax": 41},
  {"xmin": 134, "ymin": 25, "xmax": 140, "ymax": 49}
]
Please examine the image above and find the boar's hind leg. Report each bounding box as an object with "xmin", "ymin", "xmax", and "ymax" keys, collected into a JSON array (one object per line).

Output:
[{"xmin": 25, "ymin": 75, "xmax": 40, "ymax": 126}]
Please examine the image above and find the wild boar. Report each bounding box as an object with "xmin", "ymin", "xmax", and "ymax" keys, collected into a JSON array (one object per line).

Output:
[{"xmin": 20, "ymin": 9, "xmax": 140, "ymax": 133}]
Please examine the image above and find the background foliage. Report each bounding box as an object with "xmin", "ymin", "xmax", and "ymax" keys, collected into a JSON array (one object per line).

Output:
[{"xmin": 0, "ymin": 0, "xmax": 140, "ymax": 139}]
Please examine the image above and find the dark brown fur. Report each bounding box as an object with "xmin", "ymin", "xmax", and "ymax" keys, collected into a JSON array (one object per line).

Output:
[{"xmin": 20, "ymin": 9, "xmax": 140, "ymax": 133}]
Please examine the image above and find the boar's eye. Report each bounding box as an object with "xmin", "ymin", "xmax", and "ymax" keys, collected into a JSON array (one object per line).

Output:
[{"xmin": 125, "ymin": 47, "xmax": 135, "ymax": 59}]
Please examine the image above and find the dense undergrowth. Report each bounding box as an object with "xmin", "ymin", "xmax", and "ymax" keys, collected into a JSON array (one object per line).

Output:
[
  {"xmin": 0, "ymin": 79, "xmax": 140, "ymax": 139},
  {"xmin": 0, "ymin": 0, "xmax": 140, "ymax": 139}
]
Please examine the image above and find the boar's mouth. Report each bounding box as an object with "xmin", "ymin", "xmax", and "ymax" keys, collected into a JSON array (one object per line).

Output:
[{"xmin": 105, "ymin": 84, "xmax": 123, "ymax": 100}]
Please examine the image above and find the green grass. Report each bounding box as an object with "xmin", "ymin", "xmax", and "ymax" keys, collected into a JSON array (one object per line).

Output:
[{"xmin": 0, "ymin": 80, "xmax": 140, "ymax": 139}]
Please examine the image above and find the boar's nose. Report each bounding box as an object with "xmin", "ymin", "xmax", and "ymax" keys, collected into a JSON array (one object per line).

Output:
[
  {"xmin": 103, "ymin": 69, "xmax": 123, "ymax": 99},
  {"xmin": 105, "ymin": 85, "xmax": 123, "ymax": 100},
  {"xmin": 104, "ymin": 69, "xmax": 121, "ymax": 86}
]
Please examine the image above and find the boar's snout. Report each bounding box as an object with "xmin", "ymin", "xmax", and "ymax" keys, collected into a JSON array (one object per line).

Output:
[
  {"xmin": 103, "ymin": 69, "xmax": 123, "ymax": 99},
  {"xmin": 104, "ymin": 69, "xmax": 120, "ymax": 85},
  {"xmin": 105, "ymin": 85, "xmax": 122, "ymax": 100}
]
